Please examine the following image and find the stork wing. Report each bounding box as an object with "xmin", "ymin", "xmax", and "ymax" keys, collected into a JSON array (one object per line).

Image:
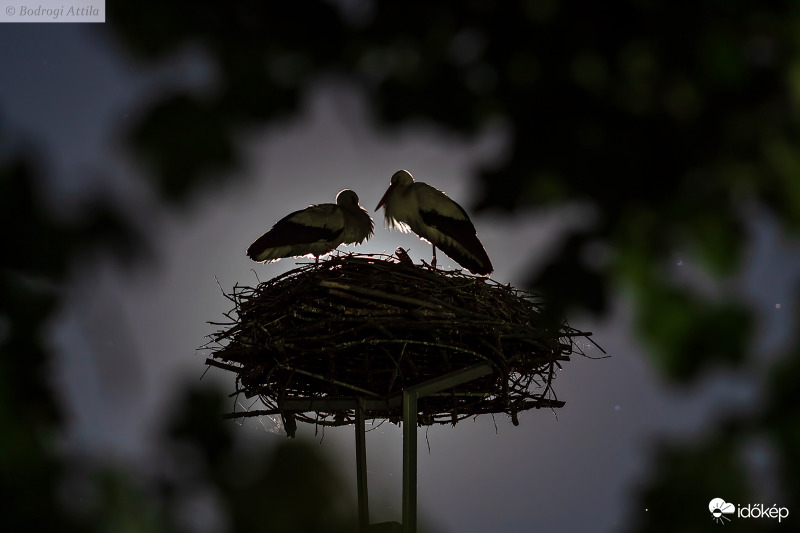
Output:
[
  {"xmin": 417, "ymin": 186, "xmax": 493, "ymax": 275},
  {"xmin": 247, "ymin": 203, "xmax": 344, "ymax": 258},
  {"xmin": 415, "ymin": 183, "xmax": 473, "ymax": 223},
  {"xmin": 416, "ymin": 184, "xmax": 478, "ymax": 241}
]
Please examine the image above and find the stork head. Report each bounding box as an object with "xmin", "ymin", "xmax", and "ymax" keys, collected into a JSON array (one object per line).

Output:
[
  {"xmin": 336, "ymin": 189, "xmax": 360, "ymax": 207},
  {"xmin": 391, "ymin": 169, "xmax": 414, "ymax": 186},
  {"xmin": 376, "ymin": 169, "xmax": 414, "ymax": 210}
]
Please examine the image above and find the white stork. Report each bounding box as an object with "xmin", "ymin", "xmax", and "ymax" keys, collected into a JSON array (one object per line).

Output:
[
  {"xmin": 375, "ymin": 170, "xmax": 493, "ymax": 275},
  {"xmin": 247, "ymin": 189, "xmax": 374, "ymax": 264}
]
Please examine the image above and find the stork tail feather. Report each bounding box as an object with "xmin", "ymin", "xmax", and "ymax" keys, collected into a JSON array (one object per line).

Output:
[{"xmin": 434, "ymin": 238, "xmax": 493, "ymax": 275}]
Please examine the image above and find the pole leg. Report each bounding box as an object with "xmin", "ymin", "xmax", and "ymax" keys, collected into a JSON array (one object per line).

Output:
[
  {"xmin": 355, "ymin": 400, "xmax": 369, "ymax": 532},
  {"xmin": 402, "ymin": 390, "xmax": 418, "ymax": 533},
  {"xmin": 431, "ymin": 244, "xmax": 437, "ymax": 268}
]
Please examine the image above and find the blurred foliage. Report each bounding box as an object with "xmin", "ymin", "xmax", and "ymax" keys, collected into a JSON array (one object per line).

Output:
[
  {"xmin": 160, "ymin": 385, "xmax": 356, "ymax": 533},
  {"xmin": 2, "ymin": 0, "xmax": 800, "ymax": 531},
  {"xmin": 626, "ymin": 305, "xmax": 800, "ymax": 532},
  {"xmin": 626, "ymin": 424, "xmax": 752, "ymax": 533},
  {"xmin": 0, "ymin": 151, "xmax": 355, "ymax": 531},
  {"xmin": 0, "ymin": 154, "xmax": 145, "ymax": 531},
  {"xmin": 760, "ymin": 320, "xmax": 800, "ymax": 512}
]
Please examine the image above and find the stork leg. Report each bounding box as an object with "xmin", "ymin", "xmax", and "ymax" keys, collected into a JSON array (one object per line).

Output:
[
  {"xmin": 314, "ymin": 255, "xmax": 320, "ymax": 270},
  {"xmin": 431, "ymin": 244, "xmax": 437, "ymax": 269}
]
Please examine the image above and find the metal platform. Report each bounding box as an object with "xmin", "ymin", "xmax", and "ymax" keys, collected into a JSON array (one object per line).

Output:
[{"xmin": 276, "ymin": 362, "xmax": 494, "ymax": 533}]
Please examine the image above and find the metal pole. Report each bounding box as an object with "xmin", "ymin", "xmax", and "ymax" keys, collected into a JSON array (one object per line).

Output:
[
  {"xmin": 402, "ymin": 389, "xmax": 418, "ymax": 533},
  {"xmin": 355, "ymin": 399, "xmax": 369, "ymax": 532}
]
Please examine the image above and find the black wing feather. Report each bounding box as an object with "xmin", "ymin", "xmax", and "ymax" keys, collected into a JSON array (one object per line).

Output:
[
  {"xmin": 246, "ymin": 209, "xmax": 343, "ymax": 259},
  {"xmin": 420, "ymin": 209, "xmax": 493, "ymax": 275}
]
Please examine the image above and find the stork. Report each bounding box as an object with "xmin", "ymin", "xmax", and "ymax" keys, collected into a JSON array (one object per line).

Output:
[
  {"xmin": 375, "ymin": 170, "xmax": 493, "ymax": 275},
  {"xmin": 247, "ymin": 189, "xmax": 374, "ymax": 264}
]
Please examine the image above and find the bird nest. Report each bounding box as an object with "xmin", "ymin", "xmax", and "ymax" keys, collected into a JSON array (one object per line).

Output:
[{"xmin": 204, "ymin": 251, "xmax": 597, "ymax": 435}]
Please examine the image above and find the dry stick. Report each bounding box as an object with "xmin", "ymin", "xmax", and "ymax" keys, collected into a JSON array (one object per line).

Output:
[
  {"xmin": 267, "ymin": 337, "xmax": 499, "ymax": 363},
  {"xmin": 362, "ymin": 339, "xmax": 496, "ymax": 364},
  {"xmin": 214, "ymin": 275, "xmax": 236, "ymax": 304},
  {"xmin": 207, "ymin": 319, "xmax": 237, "ymax": 326},
  {"xmin": 276, "ymin": 363, "xmax": 383, "ymax": 398},
  {"xmin": 205, "ymin": 358, "xmax": 242, "ymax": 373},
  {"xmin": 319, "ymin": 280, "xmax": 455, "ymax": 314},
  {"xmin": 540, "ymin": 360, "xmax": 557, "ymax": 404},
  {"xmin": 223, "ymin": 409, "xmax": 279, "ymax": 419}
]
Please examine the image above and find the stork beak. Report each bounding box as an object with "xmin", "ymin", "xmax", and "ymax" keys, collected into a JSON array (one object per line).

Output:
[{"xmin": 375, "ymin": 183, "xmax": 396, "ymax": 211}]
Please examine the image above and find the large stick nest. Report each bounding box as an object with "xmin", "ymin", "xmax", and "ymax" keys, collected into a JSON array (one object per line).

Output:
[{"xmin": 204, "ymin": 252, "xmax": 595, "ymax": 433}]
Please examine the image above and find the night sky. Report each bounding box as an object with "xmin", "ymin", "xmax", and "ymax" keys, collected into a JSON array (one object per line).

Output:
[{"xmin": 3, "ymin": 21, "xmax": 799, "ymax": 532}]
